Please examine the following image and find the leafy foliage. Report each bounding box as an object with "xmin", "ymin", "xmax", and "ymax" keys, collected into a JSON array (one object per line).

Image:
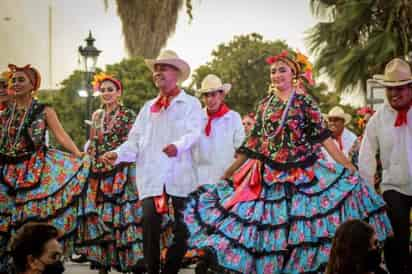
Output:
[{"xmin": 307, "ymin": 0, "xmax": 412, "ymax": 95}]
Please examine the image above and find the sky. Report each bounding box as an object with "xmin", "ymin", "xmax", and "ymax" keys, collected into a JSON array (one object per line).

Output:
[{"xmin": 0, "ymin": 0, "xmax": 319, "ymax": 90}]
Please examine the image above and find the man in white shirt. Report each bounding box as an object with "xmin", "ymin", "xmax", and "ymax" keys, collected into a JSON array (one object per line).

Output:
[
  {"xmin": 101, "ymin": 50, "xmax": 202, "ymax": 274},
  {"xmin": 195, "ymin": 74, "xmax": 245, "ymax": 185},
  {"xmin": 359, "ymin": 58, "xmax": 412, "ymax": 274},
  {"xmin": 322, "ymin": 106, "xmax": 357, "ymax": 163}
]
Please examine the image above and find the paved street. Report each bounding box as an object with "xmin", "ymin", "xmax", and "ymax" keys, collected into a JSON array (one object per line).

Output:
[{"xmin": 65, "ymin": 262, "xmax": 195, "ymax": 274}]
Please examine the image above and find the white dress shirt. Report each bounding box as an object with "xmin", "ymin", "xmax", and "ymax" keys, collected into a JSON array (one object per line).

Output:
[
  {"xmin": 195, "ymin": 109, "xmax": 245, "ymax": 185},
  {"xmin": 114, "ymin": 90, "xmax": 202, "ymax": 199},
  {"xmin": 359, "ymin": 103, "xmax": 412, "ymax": 196},
  {"xmin": 322, "ymin": 128, "xmax": 357, "ymax": 163}
]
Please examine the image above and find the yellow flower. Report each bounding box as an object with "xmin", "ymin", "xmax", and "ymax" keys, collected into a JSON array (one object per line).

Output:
[
  {"xmin": 0, "ymin": 71, "xmax": 12, "ymax": 80},
  {"xmin": 296, "ymin": 52, "xmax": 313, "ymax": 72},
  {"xmin": 92, "ymin": 72, "xmax": 113, "ymax": 91}
]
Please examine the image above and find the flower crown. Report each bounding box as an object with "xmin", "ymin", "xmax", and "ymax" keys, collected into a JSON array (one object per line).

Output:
[
  {"xmin": 92, "ymin": 72, "xmax": 123, "ymax": 93},
  {"xmin": 266, "ymin": 50, "xmax": 314, "ymax": 86}
]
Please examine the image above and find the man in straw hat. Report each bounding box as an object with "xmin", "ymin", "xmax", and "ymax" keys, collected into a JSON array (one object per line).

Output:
[
  {"xmin": 195, "ymin": 74, "xmax": 245, "ymax": 185},
  {"xmin": 322, "ymin": 106, "xmax": 357, "ymax": 163},
  {"xmin": 101, "ymin": 50, "xmax": 202, "ymax": 274},
  {"xmin": 359, "ymin": 58, "xmax": 412, "ymax": 274}
]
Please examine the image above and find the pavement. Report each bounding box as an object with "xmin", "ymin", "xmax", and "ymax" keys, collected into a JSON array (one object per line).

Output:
[{"xmin": 65, "ymin": 262, "xmax": 195, "ymax": 274}]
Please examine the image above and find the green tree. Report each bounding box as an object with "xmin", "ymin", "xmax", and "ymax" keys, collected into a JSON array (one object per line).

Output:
[
  {"xmin": 38, "ymin": 57, "xmax": 157, "ymax": 148},
  {"xmin": 307, "ymin": 0, "xmax": 412, "ymax": 95},
  {"xmin": 191, "ymin": 33, "xmax": 328, "ymax": 115}
]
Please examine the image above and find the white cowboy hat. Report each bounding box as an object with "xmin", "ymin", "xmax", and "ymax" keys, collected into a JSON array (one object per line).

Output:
[
  {"xmin": 326, "ymin": 106, "xmax": 352, "ymax": 125},
  {"xmin": 145, "ymin": 50, "xmax": 191, "ymax": 82},
  {"xmin": 197, "ymin": 74, "xmax": 231, "ymax": 96},
  {"xmin": 373, "ymin": 58, "xmax": 412, "ymax": 87}
]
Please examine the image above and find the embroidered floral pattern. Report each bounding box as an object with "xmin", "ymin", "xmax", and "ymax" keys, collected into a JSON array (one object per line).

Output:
[{"xmin": 240, "ymin": 94, "xmax": 330, "ymax": 169}]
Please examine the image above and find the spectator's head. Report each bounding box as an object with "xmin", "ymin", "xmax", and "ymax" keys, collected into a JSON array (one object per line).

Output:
[
  {"xmin": 242, "ymin": 112, "xmax": 256, "ymax": 135},
  {"xmin": 9, "ymin": 222, "xmax": 64, "ymax": 274},
  {"xmin": 326, "ymin": 219, "xmax": 381, "ymax": 274},
  {"xmin": 374, "ymin": 58, "xmax": 412, "ymax": 111}
]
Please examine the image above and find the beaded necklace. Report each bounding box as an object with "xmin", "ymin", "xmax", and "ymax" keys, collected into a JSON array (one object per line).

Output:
[
  {"xmin": 2, "ymin": 99, "xmax": 34, "ymax": 152},
  {"xmin": 262, "ymin": 90, "xmax": 296, "ymax": 139},
  {"xmin": 100, "ymin": 106, "xmax": 120, "ymax": 134}
]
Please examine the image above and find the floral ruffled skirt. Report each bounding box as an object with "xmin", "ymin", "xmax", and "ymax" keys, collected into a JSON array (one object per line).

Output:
[
  {"xmin": 75, "ymin": 164, "xmax": 173, "ymax": 273},
  {"xmin": 184, "ymin": 159, "xmax": 393, "ymax": 274},
  {"xmin": 0, "ymin": 148, "xmax": 90, "ymax": 271}
]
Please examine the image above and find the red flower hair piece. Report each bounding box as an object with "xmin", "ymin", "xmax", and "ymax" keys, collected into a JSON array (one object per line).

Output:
[
  {"xmin": 92, "ymin": 72, "xmax": 123, "ymax": 94},
  {"xmin": 265, "ymin": 50, "xmax": 289, "ymax": 65},
  {"xmin": 356, "ymin": 106, "xmax": 375, "ymax": 117}
]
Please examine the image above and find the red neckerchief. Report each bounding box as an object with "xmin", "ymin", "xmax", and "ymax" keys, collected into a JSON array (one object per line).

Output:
[
  {"xmin": 154, "ymin": 191, "xmax": 168, "ymax": 214},
  {"xmin": 205, "ymin": 103, "xmax": 230, "ymax": 136},
  {"xmin": 394, "ymin": 103, "xmax": 411, "ymax": 127},
  {"xmin": 150, "ymin": 87, "xmax": 180, "ymax": 113},
  {"xmin": 0, "ymin": 103, "xmax": 6, "ymax": 111}
]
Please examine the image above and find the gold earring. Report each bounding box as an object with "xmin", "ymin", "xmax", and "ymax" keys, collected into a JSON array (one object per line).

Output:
[
  {"xmin": 292, "ymin": 78, "xmax": 298, "ymax": 87},
  {"xmin": 31, "ymin": 90, "xmax": 38, "ymax": 99},
  {"xmin": 268, "ymin": 84, "xmax": 278, "ymax": 94}
]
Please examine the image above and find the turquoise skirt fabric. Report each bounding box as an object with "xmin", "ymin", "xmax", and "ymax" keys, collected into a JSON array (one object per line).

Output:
[{"xmin": 184, "ymin": 159, "xmax": 393, "ymax": 274}]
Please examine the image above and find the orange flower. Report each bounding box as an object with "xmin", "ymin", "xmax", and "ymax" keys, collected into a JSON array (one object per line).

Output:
[{"xmin": 296, "ymin": 52, "xmax": 313, "ymax": 72}]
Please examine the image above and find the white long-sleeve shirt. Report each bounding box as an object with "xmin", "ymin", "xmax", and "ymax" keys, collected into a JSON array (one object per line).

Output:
[
  {"xmin": 114, "ymin": 90, "xmax": 202, "ymax": 199},
  {"xmin": 359, "ymin": 103, "xmax": 412, "ymax": 196},
  {"xmin": 195, "ymin": 109, "xmax": 245, "ymax": 185},
  {"xmin": 322, "ymin": 128, "xmax": 357, "ymax": 163}
]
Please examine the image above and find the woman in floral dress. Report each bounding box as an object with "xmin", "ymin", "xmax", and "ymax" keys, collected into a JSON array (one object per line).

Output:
[
  {"xmin": 0, "ymin": 64, "xmax": 89, "ymax": 272},
  {"xmin": 183, "ymin": 51, "xmax": 393, "ymax": 274},
  {"xmin": 76, "ymin": 73, "xmax": 170, "ymax": 273}
]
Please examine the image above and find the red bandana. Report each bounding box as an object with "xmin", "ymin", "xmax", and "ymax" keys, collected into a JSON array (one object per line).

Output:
[
  {"xmin": 154, "ymin": 192, "xmax": 168, "ymax": 214},
  {"xmin": 205, "ymin": 103, "xmax": 230, "ymax": 136},
  {"xmin": 150, "ymin": 87, "xmax": 180, "ymax": 113},
  {"xmin": 394, "ymin": 104, "xmax": 411, "ymax": 127},
  {"xmin": 0, "ymin": 103, "xmax": 5, "ymax": 111}
]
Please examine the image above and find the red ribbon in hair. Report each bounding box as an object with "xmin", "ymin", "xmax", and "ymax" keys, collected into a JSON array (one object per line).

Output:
[
  {"xmin": 94, "ymin": 76, "xmax": 123, "ymax": 94},
  {"xmin": 8, "ymin": 64, "xmax": 41, "ymax": 91},
  {"xmin": 265, "ymin": 50, "xmax": 289, "ymax": 65},
  {"xmin": 205, "ymin": 103, "xmax": 230, "ymax": 136}
]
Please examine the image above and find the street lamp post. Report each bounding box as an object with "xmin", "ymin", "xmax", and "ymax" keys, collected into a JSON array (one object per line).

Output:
[{"xmin": 78, "ymin": 31, "xmax": 101, "ymax": 139}]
